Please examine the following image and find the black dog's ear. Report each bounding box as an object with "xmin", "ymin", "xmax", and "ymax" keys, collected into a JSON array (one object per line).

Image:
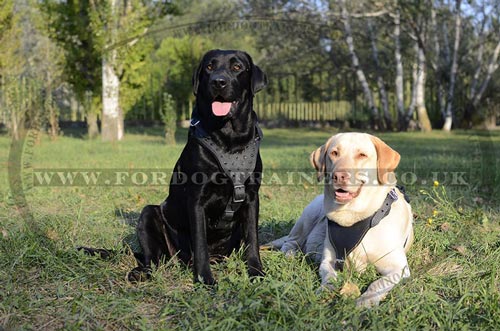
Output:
[
  {"xmin": 241, "ymin": 51, "xmax": 267, "ymax": 94},
  {"xmin": 251, "ymin": 65, "xmax": 268, "ymax": 94},
  {"xmin": 192, "ymin": 62, "xmax": 203, "ymax": 96}
]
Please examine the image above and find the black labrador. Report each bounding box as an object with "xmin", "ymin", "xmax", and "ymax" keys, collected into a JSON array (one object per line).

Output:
[{"xmin": 83, "ymin": 50, "xmax": 268, "ymax": 285}]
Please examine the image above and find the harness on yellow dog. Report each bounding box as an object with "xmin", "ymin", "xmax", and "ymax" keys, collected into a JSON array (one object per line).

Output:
[
  {"xmin": 327, "ymin": 186, "xmax": 409, "ymax": 270},
  {"xmin": 189, "ymin": 113, "xmax": 263, "ymax": 227}
]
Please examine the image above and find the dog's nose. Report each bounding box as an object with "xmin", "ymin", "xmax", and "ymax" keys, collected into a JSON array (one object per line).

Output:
[
  {"xmin": 211, "ymin": 77, "xmax": 227, "ymax": 89},
  {"xmin": 333, "ymin": 171, "xmax": 351, "ymax": 185}
]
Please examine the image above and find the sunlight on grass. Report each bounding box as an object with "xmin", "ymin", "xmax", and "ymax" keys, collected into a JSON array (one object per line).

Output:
[{"xmin": 0, "ymin": 128, "xmax": 499, "ymax": 329}]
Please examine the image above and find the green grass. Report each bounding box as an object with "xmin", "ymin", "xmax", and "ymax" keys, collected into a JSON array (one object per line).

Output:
[{"xmin": 1, "ymin": 127, "xmax": 499, "ymax": 330}]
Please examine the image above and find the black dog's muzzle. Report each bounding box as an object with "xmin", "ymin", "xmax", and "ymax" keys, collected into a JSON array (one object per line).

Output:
[{"xmin": 210, "ymin": 75, "xmax": 228, "ymax": 90}]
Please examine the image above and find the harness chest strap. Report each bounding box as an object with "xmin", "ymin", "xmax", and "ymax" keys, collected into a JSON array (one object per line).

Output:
[
  {"xmin": 327, "ymin": 188, "xmax": 402, "ymax": 270},
  {"xmin": 190, "ymin": 115, "xmax": 262, "ymax": 224}
]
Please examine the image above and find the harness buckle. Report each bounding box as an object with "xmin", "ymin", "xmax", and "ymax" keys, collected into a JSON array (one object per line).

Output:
[
  {"xmin": 389, "ymin": 188, "xmax": 399, "ymax": 201},
  {"xmin": 233, "ymin": 185, "xmax": 246, "ymax": 203}
]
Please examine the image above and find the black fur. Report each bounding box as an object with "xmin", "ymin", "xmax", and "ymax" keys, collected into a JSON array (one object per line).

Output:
[{"xmin": 131, "ymin": 50, "xmax": 267, "ymax": 284}]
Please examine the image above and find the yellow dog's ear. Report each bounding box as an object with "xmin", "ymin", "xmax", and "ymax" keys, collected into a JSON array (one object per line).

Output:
[
  {"xmin": 370, "ymin": 135, "xmax": 401, "ymax": 184},
  {"xmin": 310, "ymin": 136, "xmax": 335, "ymax": 181}
]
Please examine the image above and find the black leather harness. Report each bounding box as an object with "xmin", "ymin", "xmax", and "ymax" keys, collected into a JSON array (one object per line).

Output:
[
  {"xmin": 327, "ymin": 186, "xmax": 410, "ymax": 270},
  {"xmin": 189, "ymin": 114, "xmax": 263, "ymax": 225}
]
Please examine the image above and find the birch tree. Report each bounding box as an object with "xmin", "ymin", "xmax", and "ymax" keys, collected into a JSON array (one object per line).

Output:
[
  {"xmin": 469, "ymin": 41, "xmax": 500, "ymax": 108},
  {"xmin": 393, "ymin": 9, "xmax": 406, "ymax": 130},
  {"xmin": 339, "ymin": 0, "xmax": 380, "ymax": 129},
  {"xmin": 98, "ymin": 0, "xmax": 123, "ymax": 142},
  {"xmin": 430, "ymin": 3, "xmax": 446, "ymax": 119},
  {"xmin": 406, "ymin": 43, "xmax": 418, "ymax": 128},
  {"xmin": 415, "ymin": 38, "xmax": 432, "ymax": 131},
  {"xmin": 464, "ymin": 1, "xmax": 500, "ymax": 127},
  {"xmin": 403, "ymin": 1, "xmax": 432, "ymax": 131},
  {"xmin": 368, "ymin": 19, "xmax": 392, "ymax": 130},
  {"xmin": 442, "ymin": 0, "xmax": 462, "ymax": 131}
]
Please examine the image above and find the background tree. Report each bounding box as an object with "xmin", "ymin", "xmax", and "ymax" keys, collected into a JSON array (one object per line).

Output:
[
  {"xmin": 42, "ymin": 0, "xmax": 102, "ymax": 139},
  {"xmin": 160, "ymin": 92, "xmax": 176, "ymax": 145},
  {"xmin": 1, "ymin": 0, "xmax": 63, "ymax": 140},
  {"xmin": 43, "ymin": 0, "xmax": 178, "ymax": 141},
  {"xmin": 463, "ymin": 0, "xmax": 500, "ymax": 128},
  {"xmin": 442, "ymin": 0, "xmax": 462, "ymax": 131},
  {"xmin": 0, "ymin": 0, "xmax": 22, "ymax": 140},
  {"xmin": 3, "ymin": 0, "xmax": 500, "ymax": 136}
]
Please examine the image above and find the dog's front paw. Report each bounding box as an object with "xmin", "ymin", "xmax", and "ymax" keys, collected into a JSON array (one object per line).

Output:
[
  {"xmin": 195, "ymin": 273, "xmax": 217, "ymax": 286},
  {"xmin": 248, "ymin": 261, "xmax": 265, "ymax": 278},
  {"xmin": 355, "ymin": 294, "xmax": 381, "ymax": 308},
  {"xmin": 316, "ymin": 282, "xmax": 335, "ymax": 295},
  {"xmin": 284, "ymin": 250, "xmax": 297, "ymax": 259},
  {"xmin": 248, "ymin": 265, "xmax": 265, "ymax": 282},
  {"xmin": 127, "ymin": 267, "xmax": 152, "ymax": 283}
]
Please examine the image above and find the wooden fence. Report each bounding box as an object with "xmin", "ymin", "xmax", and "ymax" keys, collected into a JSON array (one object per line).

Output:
[{"xmin": 253, "ymin": 100, "xmax": 351, "ymax": 122}]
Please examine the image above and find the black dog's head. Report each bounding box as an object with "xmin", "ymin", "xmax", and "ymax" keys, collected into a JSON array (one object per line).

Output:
[{"xmin": 192, "ymin": 50, "xmax": 267, "ymax": 119}]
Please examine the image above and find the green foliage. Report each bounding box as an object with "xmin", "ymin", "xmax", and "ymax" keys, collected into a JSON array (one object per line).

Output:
[
  {"xmin": 125, "ymin": 35, "xmax": 214, "ymax": 121},
  {"xmin": 41, "ymin": 0, "xmax": 180, "ymax": 125},
  {"xmin": 44, "ymin": 86, "xmax": 60, "ymax": 139},
  {"xmin": 42, "ymin": 0, "xmax": 101, "ymax": 99},
  {"xmin": 3, "ymin": 0, "xmax": 499, "ymax": 133},
  {"xmin": 120, "ymin": 37, "xmax": 157, "ymax": 115},
  {"xmin": 157, "ymin": 35, "xmax": 214, "ymax": 109},
  {"xmin": 0, "ymin": 77, "xmax": 42, "ymax": 139},
  {"xmin": 0, "ymin": 1, "xmax": 23, "ymax": 76},
  {"xmin": 0, "ymin": 0, "xmax": 14, "ymax": 48}
]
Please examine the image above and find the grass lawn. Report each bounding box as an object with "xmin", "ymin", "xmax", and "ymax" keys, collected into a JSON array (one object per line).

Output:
[{"xmin": 0, "ymin": 127, "xmax": 499, "ymax": 330}]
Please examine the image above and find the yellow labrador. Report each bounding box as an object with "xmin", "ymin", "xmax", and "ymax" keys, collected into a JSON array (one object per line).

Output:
[{"xmin": 270, "ymin": 133, "xmax": 413, "ymax": 307}]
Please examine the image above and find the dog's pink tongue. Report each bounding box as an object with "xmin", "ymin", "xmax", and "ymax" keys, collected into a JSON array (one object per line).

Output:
[
  {"xmin": 212, "ymin": 102, "xmax": 232, "ymax": 116},
  {"xmin": 335, "ymin": 190, "xmax": 352, "ymax": 201}
]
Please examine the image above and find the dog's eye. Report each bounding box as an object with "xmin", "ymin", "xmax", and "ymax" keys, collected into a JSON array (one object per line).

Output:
[
  {"xmin": 331, "ymin": 150, "xmax": 339, "ymax": 157},
  {"xmin": 358, "ymin": 153, "xmax": 368, "ymax": 158},
  {"xmin": 232, "ymin": 64, "xmax": 242, "ymax": 71},
  {"xmin": 206, "ymin": 64, "xmax": 213, "ymax": 71}
]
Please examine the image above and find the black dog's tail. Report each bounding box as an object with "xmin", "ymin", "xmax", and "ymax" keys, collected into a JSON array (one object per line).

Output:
[
  {"xmin": 77, "ymin": 246, "xmax": 145, "ymax": 264},
  {"xmin": 77, "ymin": 246, "xmax": 116, "ymax": 259}
]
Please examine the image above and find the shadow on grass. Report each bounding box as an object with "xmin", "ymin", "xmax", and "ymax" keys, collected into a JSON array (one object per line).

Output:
[
  {"xmin": 114, "ymin": 208, "xmax": 141, "ymax": 227},
  {"xmin": 259, "ymin": 218, "xmax": 295, "ymax": 245},
  {"xmin": 60, "ymin": 126, "xmax": 190, "ymax": 145}
]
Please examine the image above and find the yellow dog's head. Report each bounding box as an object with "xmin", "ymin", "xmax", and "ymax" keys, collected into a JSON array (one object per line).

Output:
[{"xmin": 311, "ymin": 133, "xmax": 400, "ymax": 205}]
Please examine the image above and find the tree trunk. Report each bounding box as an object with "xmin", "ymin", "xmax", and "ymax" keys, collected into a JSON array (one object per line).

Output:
[
  {"xmin": 430, "ymin": 4, "xmax": 446, "ymax": 118},
  {"xmin": 101, "ymin": 0, "xmax": 123, "ymax": 142},
  {"xmin": 394, "ymin": 10, "xmax": 405, "ymax": 131},
  {"xmin": 86, "ymin": 111, "xmax": 99, "ymax": 139},
  {"xmin": 340, "ymin": 0, "xmax": 380, "ymax": 130},
  {"xmin": 46, "ymin": 93, "xmax": 59, "ymax": 140},
  {"xmin": 482, "ymin": 104, "xmax": 498, "ymax": 129},
  {"xmin": 165, "ymin": 129, "xmax": 176, "ymax": 145},
  {"xmin": 10, "ymin": 108, "xmax": 20, "ymax": 141},
  {"xmin": 442, "ymin": 0, "xmax": 462, "ymax": 132},
  {"xmin": 472, "ymin": 40, "xmax": 500, "ymax": 108},
  {"xmin": 416, "ymin": 42, "xmax": 432, "ymax": 131},
  {"xmin": 161, "ymin": 92, "xmax": 177, "ymax": 145},
  {"xmin": 405, "ymin": 42, "xmax": 419, "ymax": 129},
  {"xmin": 368, "ymin": 19, "xmax": 392, "ymax": 130},
  {"xmin": 465, "ymin": 5, "xmax": 500, "ymax": 128},
  {"xmin": 70, "ymin": 94, "xmax": 78, "ymax": 122},
  {"xmin": 101, "ymin": 51, "xmax": 124, "ymax": 141},
  {"xmin": 468, "ymin": 12, "xmax": 487, "ymax": 103}
]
